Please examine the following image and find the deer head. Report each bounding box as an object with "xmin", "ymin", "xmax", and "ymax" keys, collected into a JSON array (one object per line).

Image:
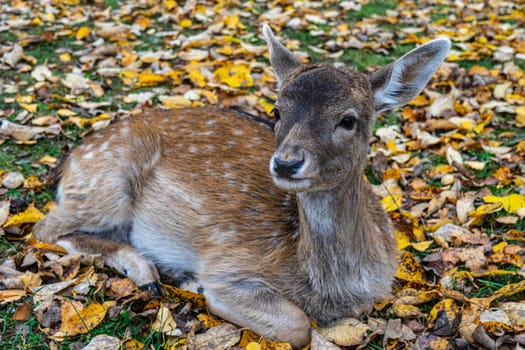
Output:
[{"xmin": 263, "ymin": 25, "xmax": 450, "ymax": 193}]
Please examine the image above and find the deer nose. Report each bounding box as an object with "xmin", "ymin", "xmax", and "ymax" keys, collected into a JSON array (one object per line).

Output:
[{"xmin": 273, "ymin": 157, "xmax": 305, "ymax": 178}]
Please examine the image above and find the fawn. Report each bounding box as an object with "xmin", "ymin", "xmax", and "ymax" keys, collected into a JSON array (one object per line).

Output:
[{"xmin": 34, "ymin": 25, "xmax": 450, "ymax": 347}]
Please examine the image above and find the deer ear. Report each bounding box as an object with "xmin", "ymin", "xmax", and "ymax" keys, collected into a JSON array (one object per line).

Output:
[
  {"xmin": 263, "ymin": 24, "xmax": 301, "ymax": 86},
  {"xmin": 370, "ymin": 37, "xmax": 451, "ymax": 115}
]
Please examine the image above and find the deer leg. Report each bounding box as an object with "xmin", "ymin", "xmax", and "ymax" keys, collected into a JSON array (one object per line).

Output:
[
  {"xmin": 34, "ymin": 214, "xmax": 161, "ymax": 294},
  {"xmin": 201, "ymin": 278, "xmax": 311, "ymax": 349},
  {"xmin": 55, "ymin": 233, "xmax": 161, "ymax": 294}
]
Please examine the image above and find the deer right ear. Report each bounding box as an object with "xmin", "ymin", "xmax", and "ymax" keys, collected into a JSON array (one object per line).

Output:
[
  {"xmin": 263, "ymin": 24, "xmax": 301, "ymax": 86},
  {"xmin": 370, "ymin": 37, "xmax": 451, "ymax": 115}
]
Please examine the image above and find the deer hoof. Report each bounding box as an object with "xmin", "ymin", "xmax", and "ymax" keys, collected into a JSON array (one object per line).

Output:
[{"xmin": 140, "ymin": 281, "xmax": 163, "ymax": 296}]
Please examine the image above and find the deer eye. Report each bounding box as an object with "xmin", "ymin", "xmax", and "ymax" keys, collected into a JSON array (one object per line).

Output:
[
  {"xmin": 338, "ymin": 115, "xmax": 356, "ymax": 131},
  {"xmin": 271, "ymin": 108, "xmax": 281, "ymax": 122}
]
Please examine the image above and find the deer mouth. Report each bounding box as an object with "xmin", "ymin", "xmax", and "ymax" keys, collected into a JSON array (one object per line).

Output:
[{"xmin": 271, "ymin": 176, "xmax": 312, "ymax": 192}]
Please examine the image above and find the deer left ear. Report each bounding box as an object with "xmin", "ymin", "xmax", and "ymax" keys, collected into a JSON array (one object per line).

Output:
[
  {"xmin": 370, "ymin": 37, "xmax": 451, "ymax": 115},
  {"xmin": 263, "ymin": 24, "xmax": 301, "ymax": 86}
]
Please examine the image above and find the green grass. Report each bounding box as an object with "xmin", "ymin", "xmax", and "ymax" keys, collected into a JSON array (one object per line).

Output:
[
  {"xmin": 0, "ymin": 303, "xmax": 49, "ymax": 350},
  {"xmin": 347, "ymin": 0, "xmax": 397, "ymax": 20}
]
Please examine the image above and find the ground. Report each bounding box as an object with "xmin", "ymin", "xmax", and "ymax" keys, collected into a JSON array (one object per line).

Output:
[{"xmin": 1, "ymin": 0, "xmax": 525, "ymax": 349}]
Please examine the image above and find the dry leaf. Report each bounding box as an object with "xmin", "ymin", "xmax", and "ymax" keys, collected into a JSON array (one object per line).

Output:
[
  {"xmin": 0, "ymin": 120, "xmax": 61, "ymax": 141},
  {"xmin": 151, "ymin": 304, "xmax": 181, "ymax": 336},
  {"xmin": 194, "ymin": 323, "xmax": 241, "ymax": 350},
  {"xmin": 81, "ymin": 334, "xmax": 121, "ymax": 350},
  {"xmin": 318, "ymin": 318, "xmax": 370, "ymax": 346}
]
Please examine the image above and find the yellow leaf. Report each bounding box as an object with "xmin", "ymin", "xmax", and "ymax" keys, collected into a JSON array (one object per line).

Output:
[
  {"xmin": 484, "ymin": 194, "xmax": 525, "ymax": 214},
  {"xmin": 473, "ymin": 113, "xmax": 492, "ymax": 133},
  {"xmin": 180, "ymin": 19, "xmax": 192, "ymax": 28},
  {"xmin": 32, "ymin": 241, "xmax": 68, "ymax": 254},
  {"xmin": 392, "ymin": 303, "xmax": 424, "ymax": 317},
  {"xmin": 68, "ymin": 114, "xmax": 111, "ymax": 129},
  {"xmin": 224, "ymin": 15, "xmax": 244, "ymax": 29},
  {"xmin": 19, "ymin": 103, "xmax": 37, "ymax": 113},
  {"xmin": 395, "ymin": 251, "xmax": 424, "ymax": 282},
  {"xmin": 0, "ymin": 289, "xmax": 26, "ymax": 302},
  {"xmin": 160, "ymin": 96, "xmax": 192, "ymax": 109},
  {"xmin": 259, "ymin": 98, "xmax": 274, "ymax": 116},
  {"xmin": 59, "ymin": 52, "xmax": 71, "ymax": 62},
  {"xmin": 39, "ymin": 155, "xmax": 58, "ymax": 164},
  {"xmin": 76, "ymin": 26, "xmax": 91, "ymax": 40},
  {"xmin": 23, "ymin": 175, "xmax": 42, "ymax": 189},
  {"xmin": 492, "ymin": 241, "xmax": 507, "ymax": 253},
  {"xmin": 214, "ymin": 63, "xmax": 254, "ymax": 88},
  {"xmin": 152, "ymin": 304, "xmax": 179, "ymax": 335},
  {"xmin": 163, "ymin": 284, "xmax": 206, "ymax": 308},
  {"xmin": 493, "ymin": 280, "xmax": 525, "ymax": 299},
  {"xmin": 135, "ymin": 73, "xmax": 166, "ymax": 88},
  {"xmin": 135, "ymin": 17, "xmax": 151, "ymax": 30},
  {"xmin": 394, "ymin": 230, "xmax": 411, "ymax": 250},
  {"xmin": 469, "ymin": 202, "xmax": 502, "ymax": 217},
  {"xmin": 516, "ymin": 106, "xmax": 525, "ymax": 127},
  {"xmin": 429, "ymin": 299, "xmax": 459, "ymax": 323},
  {"xmin": 15, "ymin": 95, "xmax": 34, "ymax": 103},
  {"xmin": 61, "ymin": 302, "xmax": 107, "ymax": 335},
  {"xmin": 197, "ymin": 314, "xmax": 223, "ymax": 329},
  {"xmin": 381, "ymin": 194, "xmax": 402, "ymax": 212},
  {"xmin": 408, "ymin": 95, "xmax": 428, "ymax": 106},
  {"xmin": 246, "ymin": 342, "xmax": 262, "ymax": 350},
  {"xmin": 122, "ymin": 339, "xmax": 144, "ymax": 350},
  {"xmin": 4, "ymin": 205, "xmax": 44, "ymax": 227},
  {"xmin": 411, "ymin": 240, "xmax": 433, "ymax": 252},
  {"xmin": 188, "ymin": 70, "xmax": 206, "ymax": 88},
  {"xmin": 56, "ymin": 108, "xmax": 77, "ymax": 117}
]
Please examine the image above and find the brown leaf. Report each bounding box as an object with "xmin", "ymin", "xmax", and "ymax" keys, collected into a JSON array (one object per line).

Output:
[
  {"xmin": 0, "ymin": 120, "xmax": 61, "ymax": 142},
  {"xmin": 13, "ymin": 301, "xmax": 32, "ymax": 321},
  {"xmin": 194, "ymin": 323, "xmax": 241, "ymax": 350},
  {"xmin": 106, "ymin": 277, "xmax": 136, "ymax": 299},
  {"xmin": 34, "ymin": 295, "xmax": 62, "ymax": 328},
  {"xmin": 60, "ymin": 301, "xmax": 109, "ymax": 336},
  {"xmin": 383, "ymin": 319, "xmax": 416, "ymax": 348}
]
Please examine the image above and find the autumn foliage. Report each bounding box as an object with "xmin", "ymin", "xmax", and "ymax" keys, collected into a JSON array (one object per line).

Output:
[{"xmin": 1, "ymin": 0, "xmax": 525, "ymax": 349}]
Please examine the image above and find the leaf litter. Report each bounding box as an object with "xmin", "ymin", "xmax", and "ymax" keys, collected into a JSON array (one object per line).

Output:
[{"xmin": 1, "ymin": 0, "xmax": 525, "ymax": 349}]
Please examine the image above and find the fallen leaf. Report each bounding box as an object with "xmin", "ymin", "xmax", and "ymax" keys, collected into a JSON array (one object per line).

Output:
[
  {"xmin": 318, "ymin": 318, "xmax": 370, "ymax": 346},
  {"xmin": 194, "ymin": 323, "xmax": 241, "ymax": 350},
  {"xmin": 3, "ymin": 205, "xmax": 44, "ymax": 227},
  {"xmin": 81, "ymin": 334, "xmax": 121, "ymax": 350},
  {"xmin": 151, "ymin": 304, "xmax": 181, "ymax": 336}
]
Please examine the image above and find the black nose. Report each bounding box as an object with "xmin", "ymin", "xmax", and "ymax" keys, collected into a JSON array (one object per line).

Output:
[{"xmin": 273, "ymin": 157, "xmax": 305, "ymax": 178}]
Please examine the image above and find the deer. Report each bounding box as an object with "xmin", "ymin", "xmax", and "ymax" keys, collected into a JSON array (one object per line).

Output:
[{"xmin": 34, "ymin": 25, "xmax": 450, "ymax": 348}]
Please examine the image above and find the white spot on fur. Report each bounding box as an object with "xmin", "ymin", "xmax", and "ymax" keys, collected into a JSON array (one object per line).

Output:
[
  {"xmin": 83, "ymin": 152, "xmax": 94, "ymax": 159},
  {"xmin": 233, "ymin": 129, "xmax": 244, "ymax": 136},
  {"xmin": 188, "ymin": 146, "xmax": 198, "ymax": 153},
  {"xmin": 56, "ymin": 184, "xmax": 64, "ymax": 203},
  {"xmin": 99, "ymin": 141, "xmax": 109, "ymax": 152},
  {"xmin": 207, "ymin": 120, "xmax": 216, "ymax": 126}
]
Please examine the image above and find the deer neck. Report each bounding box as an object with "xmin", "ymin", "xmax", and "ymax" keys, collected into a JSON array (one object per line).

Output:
[{"xmin": 295, "ymin": 172, "xmax": 374, "ymax": 282}]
